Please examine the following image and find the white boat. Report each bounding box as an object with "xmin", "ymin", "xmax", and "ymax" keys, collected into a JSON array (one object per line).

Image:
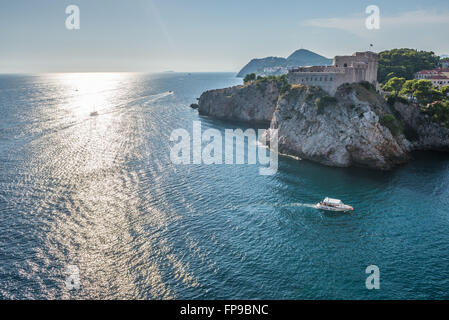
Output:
[
  {"xmin": 90, "ymin": 106, "xmax": 98, "ymax": 117},
  {"xmin": 315, "ymin": 197, "xmax": 354, "ymax": 212}
]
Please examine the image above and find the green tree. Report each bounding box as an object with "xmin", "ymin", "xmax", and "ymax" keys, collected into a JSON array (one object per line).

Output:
[
  {"xmin": 412, "ymin": 80, "xmax": 434, "ymax": 105},
  {"xmin": 424, "ymin": 101, "xmax": 449, "ymax": 128},
  {"xmin": 431, "ymin": 88, "xmax": 444, "ymax": 102},
  {"xmin": 441, "ymin": 85, "xmax": 449, "ymax": 97},
  {"xmin": 378, "ymin": 49, "xmax": 439, "ymax": 84},
  {"xmin": 382, "ymin": 77, "xmax": 406, "ymax": 95},
  {"xmin": 243, "ymin": 73, "xmax": 256, "ymax": 83},
  {"xmin": 399, "ymin": 79, "xmax": 417, "ymax": 97}
]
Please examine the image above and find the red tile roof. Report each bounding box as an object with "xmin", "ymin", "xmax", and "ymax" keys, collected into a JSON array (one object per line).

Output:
[
  {"xmin": 429, "ymin": 75, "xmax": 449, "ymax": 80},
  {"xmin": 416, "ymin": 70, "xmax": 440, "ymax": 74}
]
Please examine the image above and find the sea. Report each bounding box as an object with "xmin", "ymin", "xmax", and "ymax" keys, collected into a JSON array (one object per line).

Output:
[{"xmin": 0, "ymin": 72, "xmax": 448, "ymax": 299}]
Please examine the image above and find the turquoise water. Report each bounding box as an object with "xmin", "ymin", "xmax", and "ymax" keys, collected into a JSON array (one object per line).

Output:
[{"xmin": 0, "ymin": 72, "xmax": 449, "ymax": 299}]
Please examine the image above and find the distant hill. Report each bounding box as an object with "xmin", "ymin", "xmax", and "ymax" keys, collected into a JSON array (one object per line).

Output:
[
  {"xmin": 236, "ymin": 49, "xmax": 332, "ymax": 78},
  {"xmin": 236, "ymin": 57, "xmax": 287, "ymax": 78},
  {"xmin": 440, "ymin": 54, "xmax": 449, "ymax": 59},
  {"xmin": 286, "ymin": 49, "xmax": 333, "ymax": 67}
]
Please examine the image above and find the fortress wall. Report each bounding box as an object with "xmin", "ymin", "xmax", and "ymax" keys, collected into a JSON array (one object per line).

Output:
[
  {"xmin": 288, "ymin": 72, "xmax": 338, "ymax": 95},
  {"xmin": 335, "ymin": 69, "xmax": 354, "ymax": 88}
]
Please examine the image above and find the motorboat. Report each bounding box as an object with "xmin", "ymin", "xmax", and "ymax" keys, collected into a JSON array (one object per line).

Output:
[{"xmin": 315, "ymin": 197, "xmax": 354, "ymax": 212}]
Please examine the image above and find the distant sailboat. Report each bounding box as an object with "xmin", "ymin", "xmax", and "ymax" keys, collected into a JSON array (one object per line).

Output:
[{"xmin": 90, "ymin": 106, "xmax": 98, "ymax": 116}]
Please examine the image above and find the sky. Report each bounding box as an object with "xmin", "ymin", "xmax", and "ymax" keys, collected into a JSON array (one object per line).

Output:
[{"xmin": 1, "ymin": 0, "xmax": 449, "ymax": 73}]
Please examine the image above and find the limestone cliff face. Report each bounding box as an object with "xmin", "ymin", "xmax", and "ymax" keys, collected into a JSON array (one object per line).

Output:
[
  {"xmin": 194, "ymin": 80, "xmax": 449, "ymax": 170},
  {"xmin": 197, "ymin": 80, "xmax": 279, "ymax": 123},
  {"xmin": 392, "ymin": 102, "xmax": 449, "ymax": 152},
  {"xmin": 265, "ymin": 85, "xmax": 409, "ymax": 169}
]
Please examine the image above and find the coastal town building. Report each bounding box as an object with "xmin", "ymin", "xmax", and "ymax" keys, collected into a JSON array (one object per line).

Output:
[
  {"xmin": 415, "ymin": 68, "xmax": 449, "ymax": 89},
  {"xmin": 287, "ymin": 51, "xmax": 379, "ymax": 95},
  {"xmin": 262, "ymin": 66, "xmax": 289, "ymax": 76}
]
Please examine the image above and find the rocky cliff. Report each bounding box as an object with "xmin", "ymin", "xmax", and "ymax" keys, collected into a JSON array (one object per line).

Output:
[
  {"xmin": 392, "ymin": 102, "xmax": 449, "ymax": 152},
  {"xmin": 195, "ymin": 80, "xmax": 279, "ymax": 123},
  {"xmin": 192, "ymin": 80, "xmax": 449, "ymax": 170}
]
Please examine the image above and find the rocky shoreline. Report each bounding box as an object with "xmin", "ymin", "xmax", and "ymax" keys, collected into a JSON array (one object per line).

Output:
[{"xmin": 191, "ymin": 80, "xmax": 449, "ymax": 170}]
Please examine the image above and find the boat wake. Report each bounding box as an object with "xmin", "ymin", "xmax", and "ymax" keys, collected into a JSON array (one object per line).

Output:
[
  {"xmin": 282, "ymin": 203, "xmax": 317, "ymax": 209},
  {"xmin": 141, "ymin": 91, "xmax": 174, "ymax": 105},
  {"xmin": 237, "ymin": 202, "xmax": 317, "ymax": 210},
  {"xmin": 85, "ymin": 91, "xmax": 174, "ymax": 117}
]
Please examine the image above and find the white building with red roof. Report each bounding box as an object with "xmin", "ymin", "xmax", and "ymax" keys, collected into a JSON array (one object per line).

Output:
[{"xmin": 415, "ymin": 68, "xmax": 449, "ymax": 89}]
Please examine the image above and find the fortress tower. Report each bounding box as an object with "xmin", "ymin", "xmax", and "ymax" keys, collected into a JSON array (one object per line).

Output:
[{"xmin": 334, "ymin": 51, "xmax": 378, "ymax": 84}]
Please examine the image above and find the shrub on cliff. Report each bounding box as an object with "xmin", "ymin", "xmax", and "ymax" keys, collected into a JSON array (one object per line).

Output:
[
  {"xmin": 380, "ymin": 114, "xmax": 403, "ymax": 136},
  {"xmin": 423, "ymin": 101, "xmax": 449, "ymax": 128},
  {"xmin": 359, "ymin": 81, "xmax": 376, "ymax": 92},
  {"xmin": 244, "ymin": 73, "xmax": 256, "ymax": 84},
  {"xmin": 254, "ymin": 74, "xmax": 291, "ymax": 94},
  {"xmin": 314, "ymin": 96, "xmax": 338, "ymax": 113},
  {"xmin": 276, "ymin": 74, "xmax": 291, "ymax": 94}
]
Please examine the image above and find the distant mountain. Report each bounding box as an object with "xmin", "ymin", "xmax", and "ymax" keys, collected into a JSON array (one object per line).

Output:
[
  {"xmin": 236, "ymin": 49, "xmax": 332, "ymax": 78},
  {"xmin": 236, "ymin": 57, "xmax": 287, "ymax": 78},
  {"xmin": 287, "ymin": 49, "xmax": 333, "ymax": 67},
  {"xmin": 440, "ymin": 54, "xmax": 449, "ymax": 59}
]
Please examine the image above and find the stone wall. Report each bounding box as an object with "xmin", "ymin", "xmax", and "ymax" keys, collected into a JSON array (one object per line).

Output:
[{"xmin": 287, "ymin": 70, "xmax": 338, "ymax": 95}]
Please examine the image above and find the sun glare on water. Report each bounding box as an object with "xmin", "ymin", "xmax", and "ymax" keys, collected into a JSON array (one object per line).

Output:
[
  {"xmin": 54, "ymin": 73, "xmax": 129, "ymax": 118},
  {"xmin": 26, "ymin": 72, "xmax": 181, "ymax": 299}
]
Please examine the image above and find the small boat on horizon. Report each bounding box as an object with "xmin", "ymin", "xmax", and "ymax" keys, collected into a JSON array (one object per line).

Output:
[
  {"xmin": 90, "ymin": 107, "xmax": 99, "ymax": 116},
  {"xmin": 315, "ymin": 197, "xmax": 354, "ymax": 212},
  {"xmin": 89, "ymin": 105, "xmax": 99, "ymax": 117}
]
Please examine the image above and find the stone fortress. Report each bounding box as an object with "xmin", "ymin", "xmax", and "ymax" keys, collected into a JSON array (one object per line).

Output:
[{"xmin": 288, "ymin": 51, "xmax": 379, "ymax": 95}]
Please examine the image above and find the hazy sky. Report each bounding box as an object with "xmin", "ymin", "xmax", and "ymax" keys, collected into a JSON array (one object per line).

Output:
[{"xmin": 1, "ymin": 0, "xmax": 449, "ymax": 73}]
